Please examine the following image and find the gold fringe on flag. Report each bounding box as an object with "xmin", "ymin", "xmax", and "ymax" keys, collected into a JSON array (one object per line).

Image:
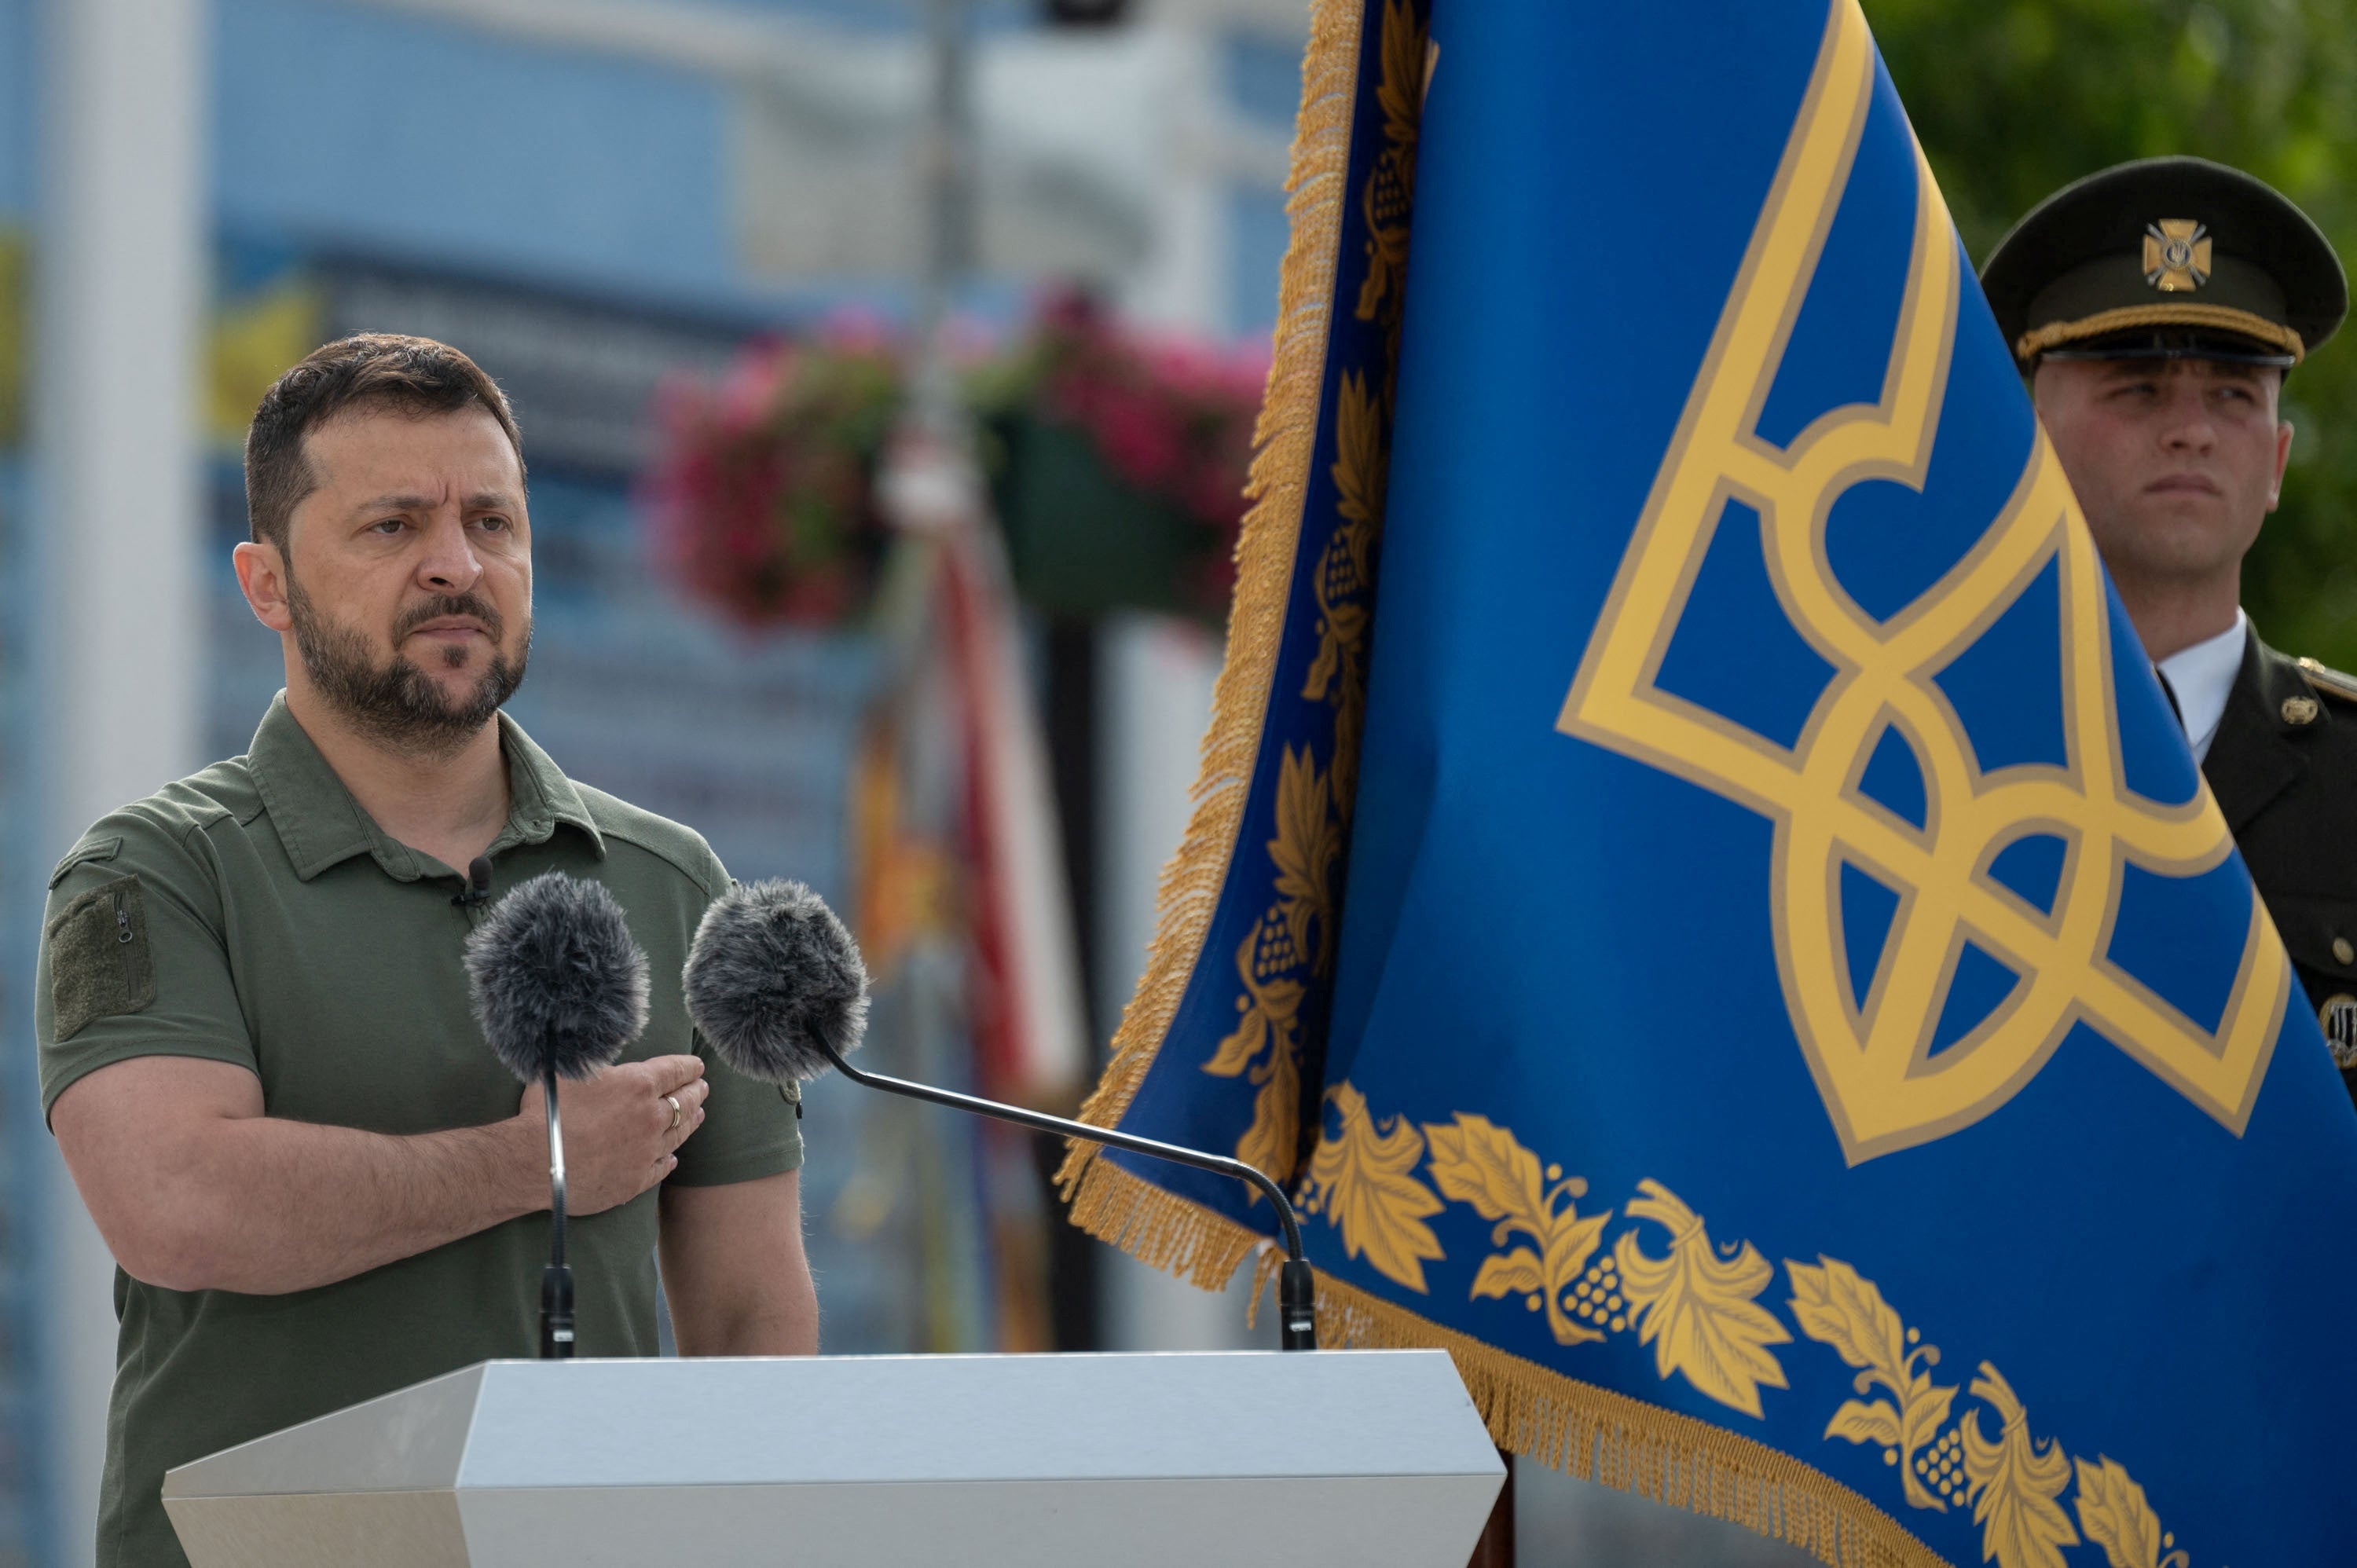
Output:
[
  {"xmin": 1053, "ymin": 0, "xmax": 1366, "ymax": 1273},
  {"xmin": 1061, "ymin": 1147, "xmax": 1264, "ymax": 1293},
  {"xmin": 1316, "ymin": 1275, "xmax": 1945, "ymax": 1568}
]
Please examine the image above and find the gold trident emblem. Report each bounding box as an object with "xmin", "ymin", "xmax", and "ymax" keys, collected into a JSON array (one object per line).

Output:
[{"xmin": 1560, "ymin": 0, "xmax": 2286, "ymax": 1163}]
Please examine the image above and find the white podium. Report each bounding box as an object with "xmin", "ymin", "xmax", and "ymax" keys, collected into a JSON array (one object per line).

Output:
[{"xmin": 162, "ymin": 1350, "xmax": 1504, "ymax": 1566}]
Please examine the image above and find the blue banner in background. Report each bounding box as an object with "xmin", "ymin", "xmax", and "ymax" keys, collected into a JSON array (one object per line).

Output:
[{"xmin": 1069, "ymin": 1, "xmax": 2357, "ymax": 1561}]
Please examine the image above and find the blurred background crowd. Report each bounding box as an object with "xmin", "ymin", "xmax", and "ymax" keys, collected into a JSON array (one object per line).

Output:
[{"xmin": 0, "ymin": 1, "xmax": 2341, "ymax": 1563}]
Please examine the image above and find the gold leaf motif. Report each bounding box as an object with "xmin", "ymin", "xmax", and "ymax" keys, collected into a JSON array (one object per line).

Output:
[
  {"xmin": 2073, "ymin": 1456, "xmax": 2186, "ymax": 1568},
  {"xmin": 1306, "ymin": 372, "xmax": 1381, "ymax": 710},
  {"xmin": 1612, "ymin": 1180, "xmax": 1790, "ymax": 1417},
  {"xmin": 1208, "ymin": 747, "xmax": 1337, "ymax": 1184},
  {"xmin": 1468, "ymin": 1249, "xmax": 1545, "ymax": 1299},
  {"xmin": 1354, "ymin": 0, "xmax": 1426, "ymax": 329},
  {"xmin": 1303, "ymin": 1082, "xmax": 1444, "ymax": 1291},
  {"xmin": 1370, "ymin": 0, "xmax": 1423, "ymax": 150},
  {"xmin": 1329, "ymin": 370, "xmax": 1388, "ymax": 537},
  {"xmin": 1203, "ymin": 914, "xmax": 1304, "ymax": 1182},
  {"xmin": 1423, "ymin": 1114, "xmax": 1611, "ymax": 1346},
  {"xmin": 1301, "ymin": 563, "xmax": 1352, "ymax": 705},
  {"xmin": 1306, "ymin": 373, "xmax": 1385, "ymax": 811},
  {"xmin": 1424, "ymin": 1112, "xmax": 1547, "ymax": 1220},
  {"xmin": 1235, "ymin": 1025, "xmax": 1298, "ymax": 1181},
  {"xmin": 1823, "ymin": 1399, "xmax": 1902, "ymax": 1449},
  {"xmin": 1787, "ymin": 1256, "xmax": 1957, "ymax": 1510},
  {"xmin": 1269, "ymin": 745, "xmax": 1340, "ymax": 978},
  {"xmin": 1960, "ymin": 1364, "xmax": 2080, "ymax": 1568}
]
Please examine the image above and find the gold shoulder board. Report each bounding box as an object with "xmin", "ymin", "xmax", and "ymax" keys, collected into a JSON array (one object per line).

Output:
[{"xmin": 2297, "ymin": 656, "xmax": 2357, "ymax": 703}]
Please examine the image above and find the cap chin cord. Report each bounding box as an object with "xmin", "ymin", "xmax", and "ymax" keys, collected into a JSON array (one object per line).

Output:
[{"xmin": 2015, "ymin": 303, "xmax": 2304, "ymax": 365}]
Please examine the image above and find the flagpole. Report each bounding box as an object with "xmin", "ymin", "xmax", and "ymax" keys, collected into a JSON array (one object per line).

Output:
[{"xmin": 913, "ymin": 0, "xmax": 973, "ymax": 450}]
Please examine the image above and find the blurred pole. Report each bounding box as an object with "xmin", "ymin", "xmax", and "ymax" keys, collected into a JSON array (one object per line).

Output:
[
  {"xmin": 1119, "ymin": 14, "xmax": 1224, "ymax": 332},
  {"xmin": 904, "ymin": 0, "xmax": 1119, "ymax": 1348},
  {"xmin": 34, "ymin": 0, "xmax": 209, "ymax": 1562},
  {"xmin": 1038, "ymin": 614, "xmax": 1102, "ymax": 1350},
  {"xmin": 911, "ymin": 0, "xmax": 975, "ymax": 445}
]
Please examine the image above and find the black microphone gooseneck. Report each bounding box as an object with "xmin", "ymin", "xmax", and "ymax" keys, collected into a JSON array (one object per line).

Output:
[
  {"xmin": 460, "ymin": 855, "xmax": 574, "ymax": 1354},
  {"xmin": 540, "ymin": 1064, "xmax": 575, "ymax": 1358},
  {"xmin": 462, "ymin": 870, "xmax": 652, "ymax": 1365},
  {"xmin": 809, "ymin": 1032, "xmax": 1319, "ymax": 1349}
]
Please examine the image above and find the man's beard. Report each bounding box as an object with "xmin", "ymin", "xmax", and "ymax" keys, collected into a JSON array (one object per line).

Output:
[{"xmin": 288, "ymin": 577, "xmax": 530, "ymax": 757}]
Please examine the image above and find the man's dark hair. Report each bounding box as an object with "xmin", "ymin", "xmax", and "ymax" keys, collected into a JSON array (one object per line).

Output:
[{"xmin": 244, "ymin": 334, "xmax": 525, "ymax": 555}]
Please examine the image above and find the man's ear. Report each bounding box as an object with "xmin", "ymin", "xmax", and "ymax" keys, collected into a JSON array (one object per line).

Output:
[
  {"xmin": 233, "ymin": 539, "xmax": 295, "ymax": 633},
  {"xmin": 2269, "ymin": 419, "xmax": 2294, "ymax": 512}
]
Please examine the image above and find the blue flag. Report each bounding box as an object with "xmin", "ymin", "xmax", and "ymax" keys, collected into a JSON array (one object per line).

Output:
[{"xmin": 1064, "ymin": 1, "xmax": 2357, "ymax": 1562}]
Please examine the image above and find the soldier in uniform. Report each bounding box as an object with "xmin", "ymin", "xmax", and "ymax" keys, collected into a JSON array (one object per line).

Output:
[{"xmin": 1983, "ymin": 156, "xmax": 2357, "ymax": 1106}]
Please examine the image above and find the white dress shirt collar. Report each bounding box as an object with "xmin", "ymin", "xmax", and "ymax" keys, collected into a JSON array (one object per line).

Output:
[{"xmin": 2157, "ymin": 610, "xmax": 2249, "ymax": 764}]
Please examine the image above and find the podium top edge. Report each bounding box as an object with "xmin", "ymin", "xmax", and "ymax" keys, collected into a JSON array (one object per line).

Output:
[{"xmin": 164, "ymin": 1349, "xmax": 1494, "ymax": 1498}]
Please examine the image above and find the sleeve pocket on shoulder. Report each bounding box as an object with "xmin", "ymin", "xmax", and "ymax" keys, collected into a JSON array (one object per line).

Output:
[{"xmin": 47, "ymin": 874, "xmax": 156, "ymax": 1042}]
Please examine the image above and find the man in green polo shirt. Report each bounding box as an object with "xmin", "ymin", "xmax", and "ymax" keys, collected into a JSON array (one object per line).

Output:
[{"xmin": 36, "ymin": 334, "xmax": 816, "ymax": 1567}]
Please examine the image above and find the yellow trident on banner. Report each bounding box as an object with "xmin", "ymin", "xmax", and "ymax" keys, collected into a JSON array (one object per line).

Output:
[{"xmin": 1560, "ymin": 0, "xmax": 2287, "ymax": 1163}]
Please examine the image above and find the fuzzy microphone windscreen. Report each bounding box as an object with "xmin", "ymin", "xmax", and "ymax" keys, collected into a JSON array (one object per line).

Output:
[
  {"xmin": 464, "ymin": 871, "xmax": 652, "ymax": 1083},
  {"xmin": 683, "ymin": 879, "xmax": 870, "ymax": 1084}
]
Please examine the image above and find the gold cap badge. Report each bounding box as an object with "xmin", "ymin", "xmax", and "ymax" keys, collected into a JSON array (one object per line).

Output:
[
  {"xmin": 2283, "ymin": 694, "xmax": 2320, "ymax": 725},
  {"xmin": 2143, "ymin": 219, "xmax": 2212, "ymax": 292}
]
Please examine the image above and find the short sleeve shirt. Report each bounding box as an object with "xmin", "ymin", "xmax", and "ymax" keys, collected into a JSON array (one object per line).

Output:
[{"xmin": 36, "ymin": 694, "xmax": 802, "ymax": 1568}]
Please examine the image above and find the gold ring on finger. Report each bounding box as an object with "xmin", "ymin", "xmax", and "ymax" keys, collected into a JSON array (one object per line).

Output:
[{"xmin": 665, "ymin": 1094, "xmax": 683, "ymax": 1132}]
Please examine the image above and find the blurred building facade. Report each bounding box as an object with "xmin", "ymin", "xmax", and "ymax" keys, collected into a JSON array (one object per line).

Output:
[{"xmin": 0, "ymin": 0, "xmax": 1300, "ymax": 1561}]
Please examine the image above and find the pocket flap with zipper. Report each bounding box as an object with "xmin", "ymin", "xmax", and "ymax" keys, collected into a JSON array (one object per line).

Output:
[{"xmin": 48, "ymin": 874, "xmax": 155, "ymax": 1042}]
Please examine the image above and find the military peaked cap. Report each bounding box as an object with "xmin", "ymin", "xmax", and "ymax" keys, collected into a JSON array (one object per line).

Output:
[{"xmin": 1980, "ymin": 156, "xmax": 2346, "ymax": 367}]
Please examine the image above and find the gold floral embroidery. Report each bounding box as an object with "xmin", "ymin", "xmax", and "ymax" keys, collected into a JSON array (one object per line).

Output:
[
  {"xmin": 1611, "ymin": 1180, "xmax": 1791, "ymax": 1418},
  {"xmin": 1423, "ymin": 1113, "xmax": 1611, "ymax": 1346},
  {"xmin": 1306, "ymin": 373, "xmax": 1384, "ymax": 811},
  {"xmin": 1207, "ymin": 0, "xmax": 1420, "ymax": 1195},
  {"xmin": 1354, "ymin": 0, "xmax": 1426, "ymax": 333},
  {"xmin": 1270, "ymin": 745, "xmax": 1340, "ymax": 979},
  {"xmin": 1204, "ymin": 745, "xmax": 1342, "ymax": 1181},
  {"xmin": 2073, "ymin": 1456, "xmax": 2187, "ymax": 1568},
  {"xmin": 1301, "ymin": 1082, "xmax": 1443, "ymax": 1290},
  {"xmin": 1202, "ymin": 914, "xmax": 1304, "ymax": 1183},
  {"xmin": 1961, "ymin": 1364, "xmax": 2080, "ymax": 1568},
  {"xmin": 1786, "ymin": 1256, "xmax": 1957, "ymax": 1511},
  {"xmin": 1301, "ymin": 1083, "xmax": 2211, "ymax": 1566}
]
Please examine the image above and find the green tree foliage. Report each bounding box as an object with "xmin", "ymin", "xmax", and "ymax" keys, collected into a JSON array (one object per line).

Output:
[{"xmin": 1869, "ymin": 0, "xmax": 2357, "ymax": 663}]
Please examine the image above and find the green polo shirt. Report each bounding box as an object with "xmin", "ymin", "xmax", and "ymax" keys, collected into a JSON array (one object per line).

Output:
[{"xmin": 35, "ymin": 694, "xmax": 802, "ymax": 1568}]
